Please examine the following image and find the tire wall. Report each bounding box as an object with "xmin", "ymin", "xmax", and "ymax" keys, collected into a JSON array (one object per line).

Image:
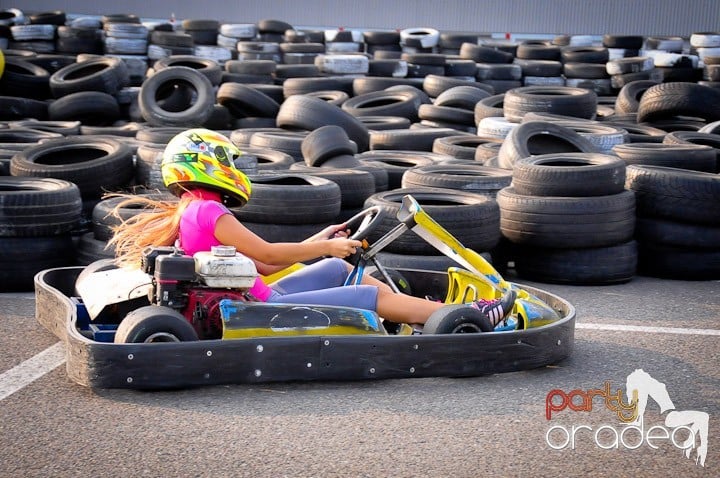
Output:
[{"xmin": 17, "ymin": 0, "xmax": 719, "ymax": 36}]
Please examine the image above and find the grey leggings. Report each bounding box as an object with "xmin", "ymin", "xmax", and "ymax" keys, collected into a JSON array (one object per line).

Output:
[{"xmin": 267, "ymin": 258, "xmax": 379, "ymax": 311}]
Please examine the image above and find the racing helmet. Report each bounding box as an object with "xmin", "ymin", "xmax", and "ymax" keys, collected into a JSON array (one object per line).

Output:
[{"xmin": 161, "ymin": 128, "xmax": 251, "ymax": 207}]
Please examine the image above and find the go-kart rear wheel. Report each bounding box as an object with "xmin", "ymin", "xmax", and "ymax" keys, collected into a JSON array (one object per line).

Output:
[
  {"xmin": 423, "ymin": 304, "xmax": 494, "ymax": 334},
  {"xmin": 114, "ymin": 306, "xmax": 199, "ymax": 343}
]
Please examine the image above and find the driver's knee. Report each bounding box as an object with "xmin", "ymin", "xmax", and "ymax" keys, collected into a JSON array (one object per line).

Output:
[{"xmin": 322, "ymin": 257, "xmax": 352, "ymax": 283}]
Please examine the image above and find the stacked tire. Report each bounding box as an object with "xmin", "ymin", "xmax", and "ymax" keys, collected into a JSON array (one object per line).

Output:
[
  {"xmin": 626, "ymin": 165, "xmax": 720, "ymax": 280},
  {"xmin": 497, "ymin": 153, "xmax": 638, "ymax": 284},
  {"xmin": 229, "ymin": 172, "xmax": 342, "ymax": 243},
  {"xmin": 0, "ymin": 177, "xmax": 81, "ymax": 290}
]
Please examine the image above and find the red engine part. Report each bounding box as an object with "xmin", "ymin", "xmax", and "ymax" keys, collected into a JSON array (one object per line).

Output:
[{"xmin": 183, "ymin": 289, "xmax": 248, "ymax": 339}]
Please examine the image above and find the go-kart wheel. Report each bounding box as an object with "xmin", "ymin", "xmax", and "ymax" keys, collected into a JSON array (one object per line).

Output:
[
  {"xmin": 114, "ymin": 306, "xmax": 199, "ymax": 343},
  {"xmin": 345, "ymin": 206, "xmax": 385, "ymax": 241},
  {"xmin": 423, "ymin": 304, "xmax": 494, "ymax": 334}
]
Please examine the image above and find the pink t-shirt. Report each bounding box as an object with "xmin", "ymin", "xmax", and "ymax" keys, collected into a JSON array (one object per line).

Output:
[{"xmin": 178, "ymin": 192, "xmax": 273, "ymax": 301}]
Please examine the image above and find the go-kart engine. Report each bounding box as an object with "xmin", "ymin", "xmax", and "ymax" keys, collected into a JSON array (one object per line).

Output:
[{"xmin": 185, "ymin": 289, "xmax": 247, "ymax": 340}]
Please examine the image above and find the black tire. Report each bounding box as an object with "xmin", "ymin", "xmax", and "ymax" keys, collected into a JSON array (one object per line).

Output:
[
  {"xmin": 135, "ymin": 126, "xmax": 187, "ymax": 145},
  {"xmin": 134, "ymin": 143, "xmax": 166, "ymax": 188},
  {"xmin": 513, "ymin": 241, "xmax": 638, "ymax": 285},
  {"xmin": 503, "ymin": 86, "xmax": 598, "ymax": 123},
  {"xmin": 475, "ymin": 64, "xmax": 522, "ymax": 81},
  {"xmin": 288, "ymin": 164, "xmax": 376, "ymax": 208},
  {"xmin": 625, "ymin": 165, "xmax": 720, "ymax": 225},
  {"xmin": 602, "ymin": 35, "xmax": 644, "ymax": 49},
  {"xmin": 635, "ymin": 217, "xmax": 720, "ymax": 249},
  {"xmin": 614, "ymin": 80, "xmax": 662, "ymax": 115},
  {"xmin": 423, "ymin": 305, "xmax": 493, "ymax": 334},
  {"xmin": 300, "ymin": 125, "xmax": 356, "ymax": 166},
  {"xmin": 603, "ymin": 121, "xmax": 667, "ymax": 143},
  {"xmin": 10, "ymin": 137, "xmax": 134, "ymax": 198},
  {"xmin": 304, "ymin": 90, "xmax": 350, "ymax": 106},
  {"xmin": 364, "ymin": 188, "xmax": 501, "ymax": 254},
  {"xmin": 242, "ymin": 220, "xmax": 334, "ymax": 243},
  {"xmin": 369, "ymin": 128, "xmax": 463, "ymax": 152},
  {"xmin": 0, "ymin": 235, "xmax": 76, "ymax": 291},
  {"xmin": 0, "ymin": 177, "xmax": 82, "ymax": 237},
  {"xmin": 497, "ymin": 121, "xmax": 600, "ymax": 169},
  {"xmin": 662, "ymin": 131, "xmax": 720, "ymax": 173},
  {"xmin": 341, "ymin": 90, "xmax": 423, "ymax": 121},
  {"xmin": 638, "ymin": 242, "xmax": 720, "ymax": 280},
  {"xmin": 240, "ymin": 147, "xmax": 296, "ymax": 171},
  {"xmin": 356, "ymin": 151, "xmax": 449, "ymax": 189},
  {"xmin": 434, "ymin": 85, "xmax": 491, "ymax": 110},
  {"xmin": 375, "ymin": 251, "xmax": 459, "ymax": 272},
  {"xmin": 282, "ymin": 77, "xmax": 355, "ymax": 98},
  {"xmin": 49, "ymin": 57, "xmax": 128, "ymax": 98},
  {"xmin": 152, "ymin": 55, "xmax": 222, "ymax": 86},
  {"xmin": 351, "ymin": 77, "xmax": 424, "ymax": 96},
  {"xmin": 216, "ymin": 82, "xmax": 280, "ymax": 119},
  {"xmin": 637, "ymin": 82, "xmax": 720, "ymax": 123},
  {"xmin": 497, "ymin": 187, "xmax": 636, "ymax": 248},
  {"xmin": 459, "ymin": 43, "xmax": 514, "ymax": 63},
  {"xmin": 92, "ymin": 194, "xmax": 174, "ymax": 241},
  {"xmin": 0, "ymin": 57, "xmax": 52, "ymax": 99},
  {"xmin": 511, "ymin": 153, "xmax": 627, "ymax": 197},
  {"xmin": 277, "ymin": 95, "xmax": 370, "ymax": 152},
  {"xmin": 611, "ymin": 142, "xmax": 716, "ymax": 172},
  {"xmin": 229, "ymin": 127, "xmax": 285, "ymax": 147},
  {"xmin": 0, "ymin": 97, "xmax": 49, "ymax": 121},
  {"xmin": 75, "ymin": 231, "xmax": 115, "ymax": 265},
  {"xmin": 225, "ymin": 59, "xmax": 277, "ymax": 75},
  {"xmin": 432, "ymin": 135, "xmax": 502, "ymax": 160},
  {"xmin": 422, "ymin": 74, "xmax": 494, "ymax": 98},
  {"xmin": 513, "ymin": 59, "xmax": 563, "ymax": 77},
  {"xmin": 418, "ymin": 104, "xmax": 475, "ymax": 126},
  {"xmin": 249, "ymin": 131, "xmax": 306, "ymax": 162},
  {"xmin": 139, "ymin": 66, "xmax": 215, "ymax": 127},
  {"xmin": 114, "ymin": 306, "xmax": 199, "ymax": 343},
  {"xmin": 560, "ymin": 46, "xmax": 609, "ymax": 64},
  {"xmin": 232, "ymin": 173, "xmax": 341, "ymax": 224},
  {"xmin": 47, "ymin": 91, "xmax": 121, "ymax": 126},
  {"xmin": 9, "ymin": 119, "xmax": 82, "ymax": 136},
  {"xmin": 474, "ymin": 94, "xmax": 505, "ymax": 123},
  {"xmin": 401, "ymin": 164, "xmax": 512, "ymax": 196}
]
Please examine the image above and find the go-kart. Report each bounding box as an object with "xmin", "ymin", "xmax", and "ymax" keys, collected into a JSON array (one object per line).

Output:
[{"xmin": 34, "ymin": 194, "xmax": 576, "ymax": 390}]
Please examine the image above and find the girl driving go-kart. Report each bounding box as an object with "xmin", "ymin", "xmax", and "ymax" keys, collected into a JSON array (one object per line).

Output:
[{"xmin": 107, "ymin": 128, "xmax": 516, "ymax": 328}]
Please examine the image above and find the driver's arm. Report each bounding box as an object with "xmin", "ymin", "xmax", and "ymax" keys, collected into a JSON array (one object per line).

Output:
[
  {"xmin": 303, "ymin": 223, "xmax": 351, "ymax": 243},
  {"xmin": 213, "ymin": 213, "xmax": 361, "ymax": 266}
]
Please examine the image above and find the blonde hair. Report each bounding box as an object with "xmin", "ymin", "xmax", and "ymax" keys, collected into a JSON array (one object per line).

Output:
[{"xmin": 106, "ymin": 193, "xmax": 193, "ymax": 268}]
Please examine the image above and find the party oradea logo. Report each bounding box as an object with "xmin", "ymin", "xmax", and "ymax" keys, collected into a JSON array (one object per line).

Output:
[{"xmin": 545, "ymin": 369, "xmax": 709, "ymax": 467}]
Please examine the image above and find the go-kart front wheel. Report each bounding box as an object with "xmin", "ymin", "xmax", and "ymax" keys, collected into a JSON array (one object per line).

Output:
[
  {"xmin": 423, "ymin": 304, "xmax": 494, "ymax": 334},
  {"xmin": 114, "ymin": 306, "xmax": 199, "ymax": 343}
]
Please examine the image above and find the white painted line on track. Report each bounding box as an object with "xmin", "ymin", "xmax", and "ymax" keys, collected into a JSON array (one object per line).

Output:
[
  {"xmin": 576, "ymin": 323, "xmax": 720, "ymax": 336},
  {"xmin": 0, "ymin": 342, "xmax": 66, "ymax": 402}
]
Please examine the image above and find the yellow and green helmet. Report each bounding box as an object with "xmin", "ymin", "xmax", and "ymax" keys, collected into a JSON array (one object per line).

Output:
[{"xmin": 161, "ymin": 128, "xmax": 252, "ymax": 206}]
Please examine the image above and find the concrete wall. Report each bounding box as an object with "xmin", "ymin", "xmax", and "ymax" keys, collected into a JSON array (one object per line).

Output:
[{"xmin": 2, "ymin": 0, "xmax": 719, "ymax": 36}]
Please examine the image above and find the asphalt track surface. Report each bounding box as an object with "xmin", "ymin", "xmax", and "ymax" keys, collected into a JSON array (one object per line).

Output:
[{"xmin": 1, "ymin": 273, "xmax": 718, "ymax": 477}]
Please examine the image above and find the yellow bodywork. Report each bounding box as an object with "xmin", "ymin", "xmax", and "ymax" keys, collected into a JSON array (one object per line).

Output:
[{"xmin": 404, "ymin": 196, "xmax": 561, "ymax": 329}]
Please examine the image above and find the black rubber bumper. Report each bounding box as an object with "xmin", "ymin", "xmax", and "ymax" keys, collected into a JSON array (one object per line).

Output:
[{"xmin": 35, "ymin": 267, "xmax": 576, "ymax": 390}]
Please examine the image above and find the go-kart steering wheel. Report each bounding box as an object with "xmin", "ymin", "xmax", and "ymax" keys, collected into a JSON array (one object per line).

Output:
[{"xmin": 344, "ymin": 206, "xmax": 385, "ymax": 241}]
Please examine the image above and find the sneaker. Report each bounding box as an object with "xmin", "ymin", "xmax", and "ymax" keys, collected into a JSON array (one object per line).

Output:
[{"xmin": 471, "ymin": 289, "xmax": 517, "ymax": 326}]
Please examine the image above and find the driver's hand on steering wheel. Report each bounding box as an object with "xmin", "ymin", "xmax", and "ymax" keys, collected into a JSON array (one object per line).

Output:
[
  {"xmin": 313, "ymin": 223, "xmax": 351, "ymax": 241},
  {"xmin": 327, "ymin": 237, "xmax": 363, "ymax": 259}
]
